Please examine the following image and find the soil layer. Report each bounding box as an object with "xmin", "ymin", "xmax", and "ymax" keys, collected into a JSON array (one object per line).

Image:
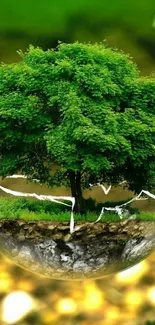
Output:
[{"xmin": 0, "ymin": 219, "xmax": 155, "ymax": 280}]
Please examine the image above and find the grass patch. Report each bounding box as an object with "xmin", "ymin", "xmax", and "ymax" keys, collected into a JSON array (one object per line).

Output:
[
  {"xmin": 0, "ymin": 197, "xmax": 154, "ymax": 222},
  {"xmin": 136, "ymin": 212, "xmax": 155, "ymax": 221}
]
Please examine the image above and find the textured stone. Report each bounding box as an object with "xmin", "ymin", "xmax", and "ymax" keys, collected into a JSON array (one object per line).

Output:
[
  {"xmin": 17, "ymin": 234, "xmax": 25, "ymax": 241},
  {"xmin": 120, "ymin": 220, "xmax": 130, "ymax": 226},
  {"xmin": 11, "ymin": 248, "xmax": 18, "ymax": 256},
  {"xmin": 58, "ymin": 225, "xmax": 70, "ymax": 230},
  {"xmin": 134, "ymin": 225, "xmax": 139, "ymax": 230},
  {"xmin": 108, "ymin": 225, "xmax": 119, "ymax": 232},
  {"xmin": 0, "ymin": 219, "xmax": 155, "ymax": 280},
  {"xmin": 64, "ymin": 234, "xmax": 72, "ymax": 241},
  {"xmin": 139, "ymin": 226, "xmax": 145, "ymax": 231},
  {"xmin": 122, "ymin": 237, "xmax": 155, "ymax": 263},
  {"xmin": 47, "ymin": 225, "xmax": 56, "ymax": 230},
  {"xmin": 18, "ymin": 220, "xmax": 26, "ymax": 226}
]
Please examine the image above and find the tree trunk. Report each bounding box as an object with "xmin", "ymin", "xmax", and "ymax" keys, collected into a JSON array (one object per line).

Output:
[
  {"xmin": 76, "ymin": 171, "xmax": 85, "ymax": 214},
  {"xmin": 69, "ymin": 171, "xmax": 84, "ymax": 214}
]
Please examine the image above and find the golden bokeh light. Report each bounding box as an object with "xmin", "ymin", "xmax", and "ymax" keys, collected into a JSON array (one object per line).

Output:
[
  {"xmin": 104, "ymin": 305, "xmax": 120, "ymax": 321},
  {"xmin": 124, "ymin": 290, "xmax": 144, "ymax": 311},
  {"xmin": 1, "ymin": 291, "xmax": 35, "ymax": 324},
  {"xmin": 115, "ymin": 261, "xmax": 149, "ymax": 284},
  {"xmin": 0, "ymin": 254, "xmax": 155, "ymax": 325},
  {"xmin": 147, "ymin": 286, "xmax": 155, "ymax": 305},
  {"xmin": 56, "ymin": 297, "xmax": 77, "ymax": 314},
  {"xmin": 0, "ymin": 272, "xmax": 13, "ymax": 293},
  {"xmin": 82, "ymin": 281, "xmax": 104, "ymax": 310}
]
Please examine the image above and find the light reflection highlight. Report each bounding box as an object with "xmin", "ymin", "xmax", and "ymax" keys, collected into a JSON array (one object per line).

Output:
[{"xmin": 1, "ymin": 291, "xmax": 35, "ymax": 324}]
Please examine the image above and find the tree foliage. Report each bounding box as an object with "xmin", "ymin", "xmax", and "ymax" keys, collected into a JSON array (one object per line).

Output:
[{"xmin": 0, "ymin": 42, "xmax": 154, "ymax": 212}]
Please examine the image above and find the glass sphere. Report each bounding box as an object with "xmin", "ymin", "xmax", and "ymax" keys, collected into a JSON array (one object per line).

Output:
[{"xmin": 0, "ymin": 219, "xmax": 155, "ymax": 280}]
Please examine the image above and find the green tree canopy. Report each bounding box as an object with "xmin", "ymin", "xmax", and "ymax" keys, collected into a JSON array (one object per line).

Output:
[{"xmin": 0, "ymin": 42, "xmax": 154, "ymax": 212}]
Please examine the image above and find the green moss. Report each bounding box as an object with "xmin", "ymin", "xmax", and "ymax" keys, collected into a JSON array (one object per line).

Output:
[{"xmin": 0, "ymin": 197, "xmax": 154, "ymax": 222}]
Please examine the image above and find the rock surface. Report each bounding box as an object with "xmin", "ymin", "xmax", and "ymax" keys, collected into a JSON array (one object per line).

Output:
[{"xmin": 0, "ymin": 219, "xmax": 155, "ymax": 280}]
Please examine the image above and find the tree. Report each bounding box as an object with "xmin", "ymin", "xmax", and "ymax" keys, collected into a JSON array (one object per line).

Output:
[{"xmin": 0, "ymin": 42, "xmax": 154, "ymax": 213}]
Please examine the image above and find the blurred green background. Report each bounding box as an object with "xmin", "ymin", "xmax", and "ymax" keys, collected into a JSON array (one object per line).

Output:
[{"xmin": 0, "ymin": 0, "xmax": 155, "ymax": 75}]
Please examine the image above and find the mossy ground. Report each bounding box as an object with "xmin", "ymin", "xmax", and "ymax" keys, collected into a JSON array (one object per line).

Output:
[{"xmin": 0, "ymin": 197, "xmax": 154, "ymax": 222}]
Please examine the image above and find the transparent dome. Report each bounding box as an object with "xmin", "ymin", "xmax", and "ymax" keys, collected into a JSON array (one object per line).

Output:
[
  {"xmin": 0, "ymin": 176, "xmax": 155, "ymax": 280},
  {"xmin": 0, "ymin": 219, "xmax": 155, "ymax": 280}
]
